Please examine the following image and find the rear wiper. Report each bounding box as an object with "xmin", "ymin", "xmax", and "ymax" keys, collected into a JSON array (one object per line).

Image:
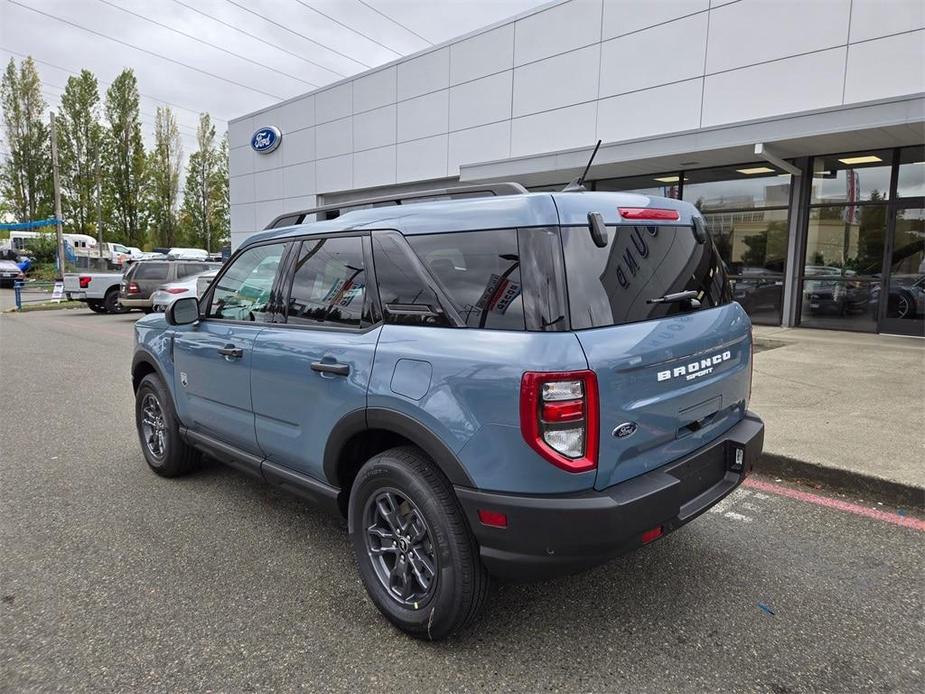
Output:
[{"xmin": 646, "ymin": 290, "xmax": 701, "ymax": 308}]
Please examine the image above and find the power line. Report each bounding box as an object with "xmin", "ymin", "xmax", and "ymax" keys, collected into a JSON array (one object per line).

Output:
[
  {"xmin": 95, "ymin": 0, "xmax": 319, "ymax": 89},
  {"xmin": 0, "ymin": 46, "xmax": 226, "ymax": 123},
  {"xmin": 356, "ymin": 0, "xmax": 433, "ymax": 46},
  {"xmin": 293, "ymin": 0, "xmax": 403, "ymax": 57},
  {"xmin": 223, "ymin": 0, "xmax": 373, "ymax": 70},
  {"xmin": 170, "ymin": 0, "xmax": 346, "ymax": 82},
  {"xmin": 7, "ymin": 0, "xmax": 285, "ymax": 100}
]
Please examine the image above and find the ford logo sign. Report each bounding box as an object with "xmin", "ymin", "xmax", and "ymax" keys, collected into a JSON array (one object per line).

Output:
[
  {"xmin": 612, "ymin": 422, "xmax": 638, "ymax": 439},
  {"xmin": 251, "ymin": 126, "xmax": 281, "ymax": 154}
]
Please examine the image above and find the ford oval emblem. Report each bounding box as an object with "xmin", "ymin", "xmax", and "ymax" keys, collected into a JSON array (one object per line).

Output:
[
  {"xmin": 612, "ymin": 422, "xmax": 637, "ymax": 439},
  {"xmin": 251, "ymin": 126, "xmax": 281, "ymax": 154}
]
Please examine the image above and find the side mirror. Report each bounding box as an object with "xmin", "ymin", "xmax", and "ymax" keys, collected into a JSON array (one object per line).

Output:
[{"xmin": 166, "ymin": 296, "xmax": 200, "ymax": 325}]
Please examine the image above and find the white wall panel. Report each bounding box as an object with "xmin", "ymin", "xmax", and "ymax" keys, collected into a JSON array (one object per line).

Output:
[
  {"xmin": 511, "ymin": 102, "xmax": 597, "ymax": 157},
  {"xmin": 283, "ymin": 162, "xmax": 316, "ymax": 199},
  {"xmin": 397, "ymin": 135, "xmax": 449, "ymax": 182},
  {"xmin": 353, "ymin": 67, "xmax": 397, "ymax": 113},
  {"xmin": 514, "ymin": 0, "xmax": 602, "ymax": 66},
  {"xmin": 602, "ymin": 0, "xmax": 708, "ymax": 39},
  {"xmin": 315, "ymin": 83, "xmax": 352, "ymax": 124},
  {"xmin": 706, "ymin": 0, "xmax": 851, "ymax": 74},
  {"xmin": 228, "ymin": 116, "xmax": 253, "ymax": 148},
  {"xmin": 252, "ymin": 144, "xmax": 282, "ymax": 173},
  {"xmin": 397, "ymin": 90, "xmax": 449, "ymax": 142},
  {"xmin": 230, "ymin": 202, "xmax": 255, "ymax": 237},
  {"xmin": 449, "ymin": 72, "xmax": 513, "ymax": 131},
  {"xmin": 448, "ymin": 121, "xmax": 510, "ymax": 174},
  {"xmin": 316, "ymin": 154, "xmax": 353, "ymax": 192},
  {"xmin": 282, "ymin": 127, "xmax": 316, "ymax": 167},
  {"xmin": 597, "ymin": 78, "xmax": 702, "ymax": 142},
  {"xmin": 844, "ymin": 30, "xmax": 925, "ymax": 103},
  {"xmin": 315, "ymin": 116, "xmax": 353, "ymax": 159},
  {"xmin": 229, "ymin": 146, "xmax": 254, "ymax": 176},
  {"xmin": 229, "ymin": 174, "xmax": 254, "ymax": 205},
  {"xmin": 353, "ymin": 105, "xmax": 396, "ymax": 152},
  {"xmin": 703, "ymin": 48, "xmax": 846, "ymax": 126},
  {"xmin": 450, "ymin": 24, "xmax": 515, "ymax": 85},
  {"xmin": 255, "ymin": 200, "xmax": 286, "ymax": 230},
  {"xmin": 397, "ymin": 48, "xmax": 449, "ymax": 100},
  {"xmin": 254, "ymin": 167, "xmax": 284, "ymax": 202},
  {"xmin": 849, "ymin": 0, "xmax": 925, "ymax": 42},
  {"xmin": 353, "ymin": 146, "xmax": 397, "ymax": 189},
  {"xmin": 600, "ymin": 13, "xmax": 707, "ymax": 98},
  {"xmin": 513, "ymin": 44, "xmax": 600, "ymax": 118},
  {"xmin": 276, "ymin": 96, "xmax": 314, "ymax": 134}
]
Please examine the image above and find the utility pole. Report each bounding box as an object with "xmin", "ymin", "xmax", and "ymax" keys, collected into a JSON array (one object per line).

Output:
[
  {"xmin": 49, "ymin": 112, "xmax": 66, "ymax": 280},
  {"xmin": 95, "ymin": 142, "xmax": 103, "ymax": 256}
]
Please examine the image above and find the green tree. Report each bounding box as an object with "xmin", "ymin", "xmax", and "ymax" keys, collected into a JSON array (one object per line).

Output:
[
  {"xmin": 56, "ymin": 69, "xmax": 102, "ymax": 236},
  {"xmin": 104, "ymin": 69, "xmax": 145, "ymax": 245},
  {"xmin": 179, "ymin": 113, "xmax": 228, "ymax": 251},
  {"xmin": 0, "ymin": 57, "xmax": 53, "ymax": 221},
  {"xmin": 145, "ymin": 105, "xmax": 183, "ymax": 247}
]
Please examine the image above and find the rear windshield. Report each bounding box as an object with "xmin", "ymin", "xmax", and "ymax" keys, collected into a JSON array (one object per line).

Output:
[
  {"xmin": 131, "ymin": 262, "xmax": 169, "ymax": 280},
  {"xmin": 562, "ymin": 224, "xmax": 731, "ymax": 329}
]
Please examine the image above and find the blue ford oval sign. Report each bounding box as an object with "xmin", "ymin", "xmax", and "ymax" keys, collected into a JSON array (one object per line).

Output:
[{"xmin": 251, "ymin": 126, "xmax": 281, "ymax": 154}]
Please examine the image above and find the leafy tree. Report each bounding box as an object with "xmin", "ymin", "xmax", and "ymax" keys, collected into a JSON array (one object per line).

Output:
[
  {"xmin": 56, "ymin": 69, "xmax": 102, "ymax": 236},
  {"xmin": 145, "ymin": 105, "xmax": 183, "ymax": 247},
  {"xmin": 180, "ymin": 114, "xmax": 228, "ymax": 251},
  {"xmin": 0, "ymin": 57, "xmax": 53, "ymax": 221},
  {"xmin": 103, "ymin": 69, "xmax": 145, "ymax": 245}
]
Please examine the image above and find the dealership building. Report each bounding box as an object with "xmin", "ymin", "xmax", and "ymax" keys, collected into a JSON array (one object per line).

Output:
[{"xmin": 227, "ymin": 0, "xmax": 924, "ymax": 336}]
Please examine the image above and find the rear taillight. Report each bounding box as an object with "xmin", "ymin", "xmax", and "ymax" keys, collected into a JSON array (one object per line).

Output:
[
  {"xmin": 520, "ymin": 370, "xmax": 599, "ymax": 473},
  {"xmin": 618, "ymin": 207, "xmax": 680, "ymax": 221},
  {"xmin": 78, "ymin": 275, "xmax": 91, "ymax": 289},
  {"xmin": 165, "ymin": 287, "xmax": 188, "ymax": 294},
  {"xmin": 127, "ymin": 281, "xmax": 140, "ymax": 294},
  {"xmin": 747, "ymin": 326, "xmax": 754, "ymax": 407}
]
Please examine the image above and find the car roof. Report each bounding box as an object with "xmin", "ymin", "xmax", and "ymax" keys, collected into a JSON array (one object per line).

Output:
[{"xmin": 243, "ymin": 191, "xmax": 698, "ymax": 248}]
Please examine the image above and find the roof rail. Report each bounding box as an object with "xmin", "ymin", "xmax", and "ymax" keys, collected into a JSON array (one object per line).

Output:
[{"xmin": 264, "ymin": 182, "xmax": 528, "ymax": 230}]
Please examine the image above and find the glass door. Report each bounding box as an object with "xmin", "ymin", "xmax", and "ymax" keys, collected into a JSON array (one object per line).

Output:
[{"xmin": 878, "ymin": 204, "xmax": 925, "ymax": 337}]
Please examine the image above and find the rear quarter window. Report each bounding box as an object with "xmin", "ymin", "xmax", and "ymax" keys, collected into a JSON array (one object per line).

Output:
[
  {"xmin": 132, "ymin": 262, "xmax": 169, "ymax": 280},
  {"xmin": 562, "ymin": 224, "xmax": 731, "ymax": 329}
]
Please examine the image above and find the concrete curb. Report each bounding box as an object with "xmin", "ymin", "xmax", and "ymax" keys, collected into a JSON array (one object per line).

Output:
[{"xmin": 756, "ymin": 453, "xmax": 924, "ymax": 509}]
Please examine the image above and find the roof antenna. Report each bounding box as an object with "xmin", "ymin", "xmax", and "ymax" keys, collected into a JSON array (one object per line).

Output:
[{"xmin": 562, "ymin": 140, "xmax": 602, "ymax": 192}]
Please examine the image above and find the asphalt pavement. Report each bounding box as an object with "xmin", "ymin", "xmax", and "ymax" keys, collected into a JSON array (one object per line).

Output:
[{"xmin": 1, "ymin": 309, "xmax": 923, "ymax": 693}]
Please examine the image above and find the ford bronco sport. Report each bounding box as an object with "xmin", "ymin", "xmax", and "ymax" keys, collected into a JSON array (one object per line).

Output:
[{"xmin": 131, "ymin": 183, "xmax": 764, "ymax": 640}]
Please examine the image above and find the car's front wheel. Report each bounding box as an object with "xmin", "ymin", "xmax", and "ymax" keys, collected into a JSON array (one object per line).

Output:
[
  {"xmin": 348, "ymin": 446, "xmax": 489, "ymax": 640},
  {"xmin": 134, "ymin": 373, "xmax": 199, "ymax": 477}
]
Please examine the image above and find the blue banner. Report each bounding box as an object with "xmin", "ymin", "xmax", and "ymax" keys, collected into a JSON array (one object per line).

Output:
[{"xmin": 0, "ymin": 217, "xmax": 61, "ymax": 231}]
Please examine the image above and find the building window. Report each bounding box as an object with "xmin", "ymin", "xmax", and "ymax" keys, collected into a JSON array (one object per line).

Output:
[
  {"xmin": 810, "ymin": 150, "xmax": 893, "ymax": 204},
  {"xmin": 595, "ymin": 173, "xmax": 681, "ymax": 199},
  {"xmin": 681, "ymin": 164, "xmax": 792, "ymax": 326},
  {"xmin": 897, "ymin": 145, "xmax": 924, "ymax": 198}
]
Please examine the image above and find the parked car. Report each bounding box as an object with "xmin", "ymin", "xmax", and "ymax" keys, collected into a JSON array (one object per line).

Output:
[
  {"xmin": 0, "ymin": 259, "xmax": 25, "ymax": 287},
  {"xmin": 166, "ymin": 247, "xmax": 209, "ymax": 261},
  {"xmin": 63, "ymin": 270, "xmax": 126, "ymax": 313},
  {"xmin": 150, "ymin": 270, "xmax": 218, "ymax": 312},
  {"xmin": 131, "ymin": 185, "xmax": 763, "ymax": 640},
  {"xmin": 121, "ymin": 259, "xmax": 221, "ymax": 311}
]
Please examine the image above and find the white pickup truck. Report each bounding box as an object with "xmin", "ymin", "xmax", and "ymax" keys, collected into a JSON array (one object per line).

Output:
[{"xmin": 63, "ymin": 271, "xmax": 127, "ymax": 313}]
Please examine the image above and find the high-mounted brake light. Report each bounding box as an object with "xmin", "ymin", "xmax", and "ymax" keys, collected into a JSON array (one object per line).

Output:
[
  {"xmin": 78, "ymin": 275, "xmax": 91, "ymax": 289},
  {"xmin": 618, "ymin": 207, "xmax": 680, "ymax": 221},
  {"xmin": 520, "ymin": 370, "xmax": 599, "ymax": 473}
]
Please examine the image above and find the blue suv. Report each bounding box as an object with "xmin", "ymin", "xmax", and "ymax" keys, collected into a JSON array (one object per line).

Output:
[{"xmin": 132, "ymin": 183, "xmax": 764, "ymax": 640}]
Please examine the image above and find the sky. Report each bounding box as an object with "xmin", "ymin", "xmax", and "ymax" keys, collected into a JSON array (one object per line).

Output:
[{"xmin": 0, "ymin": 0, "xmax": 551, "ymax": 159}]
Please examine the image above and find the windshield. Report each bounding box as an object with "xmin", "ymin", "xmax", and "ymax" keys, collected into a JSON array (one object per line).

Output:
[{"xmin": 562, "ymin": 224, "xmax": 732, "ymax": 329}]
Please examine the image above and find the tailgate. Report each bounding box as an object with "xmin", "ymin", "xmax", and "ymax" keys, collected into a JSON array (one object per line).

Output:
[
  {"xmin": 63, "ymin": 274, "xmax": 82, "ymax": 293},
  {"xmin": 577, "ymin": 304, "xmax": 752, "ymax": 490}
]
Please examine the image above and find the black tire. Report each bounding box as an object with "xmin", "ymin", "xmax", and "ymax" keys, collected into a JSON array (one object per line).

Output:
[
  {"xmin": 87, "ymin": 300, "xmax": 107, "ymax": 314},
  {"xmin": 103, "ymin": 288, "xmax": 127, "ymax": 314},
  {"xmin": 348, "ymin": 446, "xmax": 489, "ymax": 640},
  {"xmin": 134, "ymin": 373, "xmax": 199, "ymax": 477}
]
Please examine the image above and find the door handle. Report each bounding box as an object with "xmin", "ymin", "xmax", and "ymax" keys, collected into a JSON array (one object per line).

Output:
[
  {"xmin": 217, "ymin": 344, "xmax": 243, "ymax": 359},
  {"xmin": 311, "ymin": 361, "xmax": 350, "ymax": 376}
]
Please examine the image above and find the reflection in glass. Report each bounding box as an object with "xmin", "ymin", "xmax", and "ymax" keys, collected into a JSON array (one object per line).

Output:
[
  {"xmin": 799, "ymin": 279, "xmax": 878, "ymax": 332},
  {"xmin": 683, "ymin": 167, "xmax": 790, "ymax": 211},
  {"xmin": 704, "ymin": 209, "xmax": 789, "ymax": 274},
  {"xmin": 595, "ymin": 174, "xmax": 680, "ymax": 199},
  {"xmin": 882, "ymin": 208, "xmax": 925, "ymax": 336},
  {"xmin": 897, "ymin": 146, "xmax": 925, "ymax": 199},
  {"xmin": 730, "ymin": 276, "xmax": 783, "ymax": 325},
  {"xmin": 804, "ymin": 206, "xmax": 887, "ymax": 277},
  {"xmin": 810, "ymin": 150, "xmax": 893, "ymax": 204}
]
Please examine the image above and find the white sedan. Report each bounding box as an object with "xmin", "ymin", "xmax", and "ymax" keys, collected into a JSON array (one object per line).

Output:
[{"xmin": 150, "ymin": 270, "xmax": 218, "ymax": 312}]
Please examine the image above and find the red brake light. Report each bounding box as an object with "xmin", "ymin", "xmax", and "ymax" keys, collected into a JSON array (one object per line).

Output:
[
  {"xmin": 477, "ymin": 510, "xmax": 508, "ymax": 528},
  {"xmin": 520, "ymin": 370, "xmax": 599, "ymax": 473},
  {"xmin": 78, "ymin": 275, "xmax": 91, "ymax": 289},
  {"xmin": 127, "ymin": 281, "xmax": 140, "ymax": 293},
  {"xmin": 165, "ymin": 287, "xmax": 188, "ymax": 294},
  {"xmin": 618, "ymin": 207, "xmax": 680, "ymax": 221}
]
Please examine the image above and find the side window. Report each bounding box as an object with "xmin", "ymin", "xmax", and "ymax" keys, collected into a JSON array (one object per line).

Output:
[
  {"xmin": 286, "ymin": 236, "xmax": 368, "ymax": 328},
  {"xmin": 133, "ymin": 262, "xmax": 169, "ymax": 280},
  {"xmin": 208, "ymin": 244, "xmax": 284, "ymax": 321},
  {"xmin": 371, "ymin": 233, "xmax": 450, "ymax": 327},
  {"xmin": 176, "ymin": 263, "xmax": 211, "ymax": 278},
  {"xmin": 407, "ymin": 230, "xmax": 525, "ymax": 330}
]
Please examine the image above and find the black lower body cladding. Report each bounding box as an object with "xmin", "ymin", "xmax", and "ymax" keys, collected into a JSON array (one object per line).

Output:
[{"xmin": 456, "ymin": 412, "xmax": 764, "ymax": 580}]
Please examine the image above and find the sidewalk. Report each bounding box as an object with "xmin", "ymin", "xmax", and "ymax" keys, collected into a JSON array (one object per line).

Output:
[{"xmin": 751, "ymin": 326, "xmax": 924, "ymax": 504}]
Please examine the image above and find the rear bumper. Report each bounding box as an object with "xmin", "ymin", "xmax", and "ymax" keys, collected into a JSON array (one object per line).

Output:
[
  {"xmin": 120, "ymin": 297, "xmax": 152, "ymax": 308},
  {"xmin": 456, "ymin": 411, "xmax": 764, "ymax": 580}
]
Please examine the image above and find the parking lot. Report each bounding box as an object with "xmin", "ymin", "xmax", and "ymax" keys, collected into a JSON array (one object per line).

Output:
[{"xmin": 1, "ymin": 305, "xmax": 923, "ymax": 692}]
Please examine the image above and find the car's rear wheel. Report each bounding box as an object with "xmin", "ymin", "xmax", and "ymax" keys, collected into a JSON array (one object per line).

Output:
[
  {"xmin": 348, "ymin": 446, "xmax": 489, "ymax": 640},
  {"xmin": 134, "ymin": 373, "xmax": 199, "ymax": 477},
  {"xmin": 87, "ymin": 300, "xmax": 107, "ymax": 313},
  {"xmin": 104, "ymin": 288, "xmax": 127, "ymax": 314}
]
